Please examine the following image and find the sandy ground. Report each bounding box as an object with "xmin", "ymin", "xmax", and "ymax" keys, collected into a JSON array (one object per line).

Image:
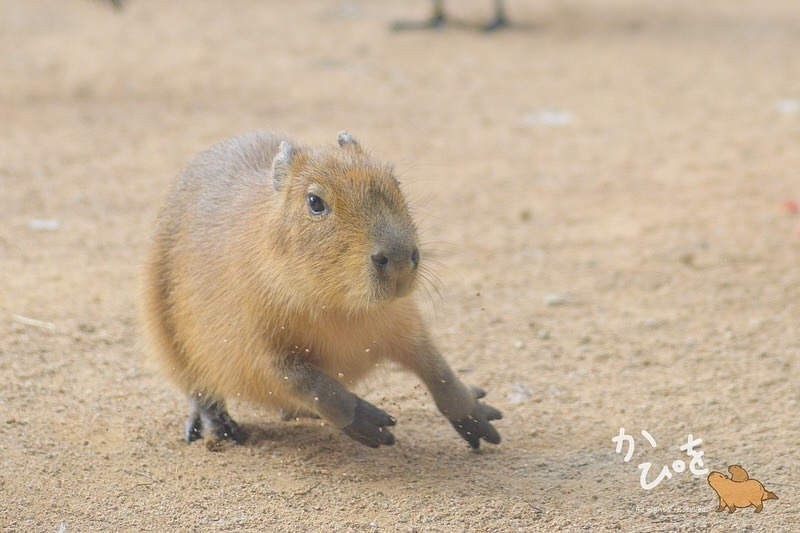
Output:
[{"xmin": 2, "ymin": 0, "xmax": 799, "ymax": 530}]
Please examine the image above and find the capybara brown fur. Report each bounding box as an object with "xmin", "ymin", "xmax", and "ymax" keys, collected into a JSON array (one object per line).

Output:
[{"xmin": 140, "ymin": 131, "xmax": 502, "ymax": 449}]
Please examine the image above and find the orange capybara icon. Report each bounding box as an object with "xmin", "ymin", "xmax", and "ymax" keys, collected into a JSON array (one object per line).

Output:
[{"xmin": 707, "ymin": 465, "xmax": 777, "ymax": 513}]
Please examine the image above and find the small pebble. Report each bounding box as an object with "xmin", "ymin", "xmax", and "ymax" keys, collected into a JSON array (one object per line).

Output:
[
  {"xmin": 29, "ymin": 219, "xmax": 60, "ymax": 231},
  {"xmin": 544, "ymin": 294, "xmax": 569, "ymax": 306},
  {"xmin": 518, "ymin": 110, "xmax": 573, "ymax": 126},
  {"xmin": 507, "ymin": 383, "xmax": 532, "ymax": 404},
  {"xmin": 776, "ymin": 98, "xmax": 799, "ymax": 115}
]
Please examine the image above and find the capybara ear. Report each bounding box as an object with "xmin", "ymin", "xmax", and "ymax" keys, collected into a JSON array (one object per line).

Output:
[
  {"xmin": 272, "ymin": 141, "xmax": 294, "ymax": 191},
  {"xmin": 337, "ymin": 131, "xmax": 361, "ymax": 152}
]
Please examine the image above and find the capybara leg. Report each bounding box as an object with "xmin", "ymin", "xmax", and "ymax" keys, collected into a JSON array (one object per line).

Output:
[
  {"xmin": 185, "ymin": 392, "xmax": 246, "ymax": 444},
  {"xmin": 279, "ymin": 407, "xmax": 321, "ymax": 421},
  {"xmin": 281, "ymin": 361, "xmax": 396, "ymax": 448},
  {"xmin": 391, "ymin": 0, "xmax": 445, "ymax": 31},
  {"xmin": 754, "ymin": 503, "xmax": 763, "ymax": 513},
  {"xmin": 483, "ymin": 0, "xmax": 509, "ymax": 31},
  {"xmin": 393, "ymin": 336, "xmax": 501, "ymax": 448}
]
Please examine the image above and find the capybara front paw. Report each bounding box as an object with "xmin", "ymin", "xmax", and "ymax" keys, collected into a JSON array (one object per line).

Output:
[
  {"xmin": 449, "ymin": 387, "xmax": 502, "ymax": 449},
  {"xmin": 340, "ymin": 397, "xmax": 396, "ymax": 448}
]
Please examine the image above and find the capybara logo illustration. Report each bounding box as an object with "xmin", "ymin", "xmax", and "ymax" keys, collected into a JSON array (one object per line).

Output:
[{"xmin": 707, "ymin": 465, "xmax": 777, "ymax": 513}]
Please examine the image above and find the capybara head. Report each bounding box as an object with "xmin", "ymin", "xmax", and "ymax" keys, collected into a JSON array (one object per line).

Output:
[
  {"xmin": 269, "ymin": 132, "xmax": 420, "ymax": 311},
  {"xmin": 708, "ymin": 471, "xmax": 727, "ymax": 486}
]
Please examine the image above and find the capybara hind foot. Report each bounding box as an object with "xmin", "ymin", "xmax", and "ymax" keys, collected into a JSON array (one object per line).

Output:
[{"xmin": 185, "ymin": 393, "xmax": 246, "ymax": 444}]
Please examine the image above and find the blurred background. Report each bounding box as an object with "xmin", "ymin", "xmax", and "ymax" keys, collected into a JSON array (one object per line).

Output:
[{"xmin": 1, "ymin": 1, "xmax": 798, "ymax": 530}]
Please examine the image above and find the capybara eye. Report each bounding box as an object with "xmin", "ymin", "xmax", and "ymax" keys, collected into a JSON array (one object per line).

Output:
[{"xmin": 306, "ymin": 193, "xmax": 328, "ymax": 215}]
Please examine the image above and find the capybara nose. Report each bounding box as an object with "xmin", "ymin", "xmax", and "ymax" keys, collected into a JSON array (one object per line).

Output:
[
  {"xmin": 371, "ymin": 251, "xmax": 390, "ymax": 268},
  {"xmin": 371, "ymin": 245, "xmax": 419, "ymax": 272}
]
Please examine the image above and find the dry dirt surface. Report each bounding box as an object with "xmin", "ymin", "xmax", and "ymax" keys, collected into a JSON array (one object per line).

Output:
[{"xmin": 2, "ymin": 0, "xmax": 799, "ymax": 531}]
